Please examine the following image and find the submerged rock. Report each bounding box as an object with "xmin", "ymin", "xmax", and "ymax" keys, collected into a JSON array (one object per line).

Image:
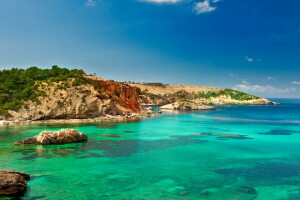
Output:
[
  {"xmin": 102, "ymin": 134, "xmax": 123, "ymax": 138},
  {"xmin": 0, "ymin": 169, "xmax": 30, "ymax": 197},
  {"xmin": 236, "ymin": 186, "xmax": 257, "ymax": 195},
  {"xmin": 200, "ymin": 190, "xmax": 210, "ymax": 195},
  {"xmin": 257, "ymin": 129, "xmax": 297, "ymax": 135},
  {"xmin": 199, "ymin": 132, "xmax": 252, "ymax": 140},
  {"xmin": 13, "ymin": 129, "xmax": 88, "ymax": 145},
  {"xmin": 179, "ymin": 190, "xmax": 188, "ymax": 196}
]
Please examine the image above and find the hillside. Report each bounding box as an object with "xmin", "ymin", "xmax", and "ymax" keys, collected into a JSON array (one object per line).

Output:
[
  {"xmin": 129, "ymin": 83, "xmax": 275, "ymax": 106},
  {"xmin": 0, "ymin": 66, "xmax": 146, "ymax": 121},
  {"xmin": 0, "ymin": 67, "xmax": 276, "ymax": 122}
]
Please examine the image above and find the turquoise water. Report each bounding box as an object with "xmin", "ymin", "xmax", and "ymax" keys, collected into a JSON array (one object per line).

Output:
[{"xmin": 1, "ymin": 98, "xmax": 300, "ymax": 200}]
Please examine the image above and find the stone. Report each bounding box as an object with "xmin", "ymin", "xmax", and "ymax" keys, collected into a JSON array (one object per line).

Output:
[
  {"xmin": 13, "ymin": 129, "xmax": 88, "ymax": 145},
  {"xmin": 0, "ymin": 169, "xmax": 30, "ymax": 197}
]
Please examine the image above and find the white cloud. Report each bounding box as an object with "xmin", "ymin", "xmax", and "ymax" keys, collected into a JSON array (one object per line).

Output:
[
  {"xmin": 233, "ymin": 84, "xmax": 296, "ymax": 93},
  {"xmin": 141, "ymin": 0, "xmax": 222, "ymax": 14},
  {"xmin": 141, "ymin": 0, "xmax": 183, "ymax": 3},
  {"xmin": 86, "ymin": 0, "xmax": 96, "ymax": 6},
  {"xmin": 292, "ymin": 81, "xmax": 300, "ymax": 85},
  {"xmin": 245, "ymin": 56, "xmax": 254, "ymax": 62},
  {"xmin": 267, "ymin": 76, "xmax": 276, "ymax": 80},
  {"xmin": 228, "ymin": 73, "xmax": 239, "ymax": 77},
  {"xmin": 241, "ymin": 80, "xmax": 249, "ymax": 84},
  {"xmin": 245, "ymin": 56, "xmax": 261, "ymax": 62},
  {"xmin": 194, "ymin": 0, "xmax": 217, "ymax": 14}
]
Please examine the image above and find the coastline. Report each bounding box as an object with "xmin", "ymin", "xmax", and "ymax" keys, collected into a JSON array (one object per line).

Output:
[
  {"xmin": 0, "ymin": 101, "xmax": 280, "ymax": 126},
  {"xmin": 0, "ymin": 113, "xmax": 158, "ymax": 126}
]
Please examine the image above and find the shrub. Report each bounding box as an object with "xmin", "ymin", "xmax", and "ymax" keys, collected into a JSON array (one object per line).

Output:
[
  {"xmin": 0, "ymin": 66, "xmax": 86, "ymax": 113},
  {"xmin": 143, "ymin": 82, "xmax": 168, "ymax": 88},
  {"xmin": 197, "ymin": 89, "xmax": 259, "ymax": 101}
]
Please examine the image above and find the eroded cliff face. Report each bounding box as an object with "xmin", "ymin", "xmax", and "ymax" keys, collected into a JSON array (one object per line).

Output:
[
  {"xmin": 2, "ymin": 76, "xmax": 144, "ymax": 121},
  {"xmin": 102, "ymin": 81, "xmax": 142, "ymax": 113}
]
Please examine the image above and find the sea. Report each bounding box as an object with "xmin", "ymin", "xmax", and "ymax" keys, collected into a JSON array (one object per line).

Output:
[{"xmin": 1, "ymin": 98, "xmax": 300, "ymax": 200}]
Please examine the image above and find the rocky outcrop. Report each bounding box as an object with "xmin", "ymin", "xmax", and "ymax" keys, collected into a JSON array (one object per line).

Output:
[
  {"xmin": 101, "ymin": 80, "xmax": 142, "ymax": 113},
  {"xmin": 2, "ymin": 75, "xmax": 144, "ymax": 121},
  {"xmin": 160, "ymin": 101, "xmax": 216, "ymax": 111},
  {"xmin": 196, "ymin": 96, "xmax": 276, "ymax": 105},
  {"xmin": 0, "ymin": 170, "xmax": 30, "ymax": 197},
  {"xmin": 130, "ymin": 83, "xmax": 277, "ymax": 106},
  {"xmin": 13, "ymin": 129, "xmax": 88, "ymax": 145}
]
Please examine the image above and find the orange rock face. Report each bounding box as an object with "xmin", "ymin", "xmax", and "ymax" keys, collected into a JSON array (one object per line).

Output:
[{"xmin": 101, "ymin": 81, "xmax": 143, "ymax": 113}]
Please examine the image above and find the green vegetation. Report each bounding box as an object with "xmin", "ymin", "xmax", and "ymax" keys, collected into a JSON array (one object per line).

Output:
[
  {"xmin": 0, "ymin": 66, "xmax": 85, "ymax": 115},
  {"xmin": 197, "ymin": 89, "xmax": 260, "ymax": 101},
  {"xmin": 87, "ymin": 80, "xmax": 104, "ymax": 93},
  {"xmin": 170, "ymin": 90, "xmax": 192, "ymax": 100},
  {"xmin": 143, "ymin": 88, "xmax": 259, "ymax": 104},
  {"xmin": 145, "ymin": 92, "xmax": 163, "ymax": 100},
  {"xmin": 143, "ymin": 82, "xmax": 168, "ymax": 88},
  {"xmin": 135, "ymin": 87, "xmax": 142, "ymax": 95}
]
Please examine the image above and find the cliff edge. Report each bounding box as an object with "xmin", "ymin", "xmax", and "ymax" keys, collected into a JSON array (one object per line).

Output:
[{"xmin": 0, "ymin": 66, "xmax": 146, "ymax": 121}]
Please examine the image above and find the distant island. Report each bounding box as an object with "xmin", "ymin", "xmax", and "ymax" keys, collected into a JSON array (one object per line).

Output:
[{"xmin": 0, "ymin": 66, "xmax": 276, "ymax": 125}]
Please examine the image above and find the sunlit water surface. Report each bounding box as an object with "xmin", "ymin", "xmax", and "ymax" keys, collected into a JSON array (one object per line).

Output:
[{"xmin": 1, "ymin": 98, "xmax": 300, "ymax": 200}]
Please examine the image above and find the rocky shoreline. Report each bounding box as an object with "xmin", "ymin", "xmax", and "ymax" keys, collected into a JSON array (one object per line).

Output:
[
  {"xmin": 0, "ymin": 113, "xmax": 157, "ymax": 126},
  {"xmin": 0, "ymin": 100, "xmax": 280, "ymax": 126}
]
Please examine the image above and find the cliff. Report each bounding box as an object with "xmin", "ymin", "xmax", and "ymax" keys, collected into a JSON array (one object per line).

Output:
[
  {"xmin": 0, "ymin": 67, "xmax": 276, "ymax": 122},
  {"xmin": 0, "ymin": 70, "xmax": 145, "ymax": 121}
]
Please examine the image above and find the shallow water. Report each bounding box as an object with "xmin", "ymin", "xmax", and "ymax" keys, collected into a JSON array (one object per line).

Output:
[{"xmin": 1, "ymin": 98, "xmax": 300, "ymax": 200}]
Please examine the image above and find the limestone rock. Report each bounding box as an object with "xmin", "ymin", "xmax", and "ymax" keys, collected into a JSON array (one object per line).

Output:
[{"xmin": 13, "ymin": 129, "xmax": 88, "ymax": 145}]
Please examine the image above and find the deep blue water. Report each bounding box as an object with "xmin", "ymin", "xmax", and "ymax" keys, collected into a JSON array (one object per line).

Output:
[{"xmin": 0, "ymin": 98, "xmax": 300, "ymax": 200}]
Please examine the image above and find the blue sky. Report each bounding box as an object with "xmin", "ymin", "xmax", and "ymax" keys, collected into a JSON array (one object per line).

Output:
[{"xmin": 0, "ymin": 0, "xmax": 299, "ymax": 98}]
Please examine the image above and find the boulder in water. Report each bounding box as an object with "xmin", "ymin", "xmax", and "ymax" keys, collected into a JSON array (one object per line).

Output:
[
  {"xmin": 0, "ymin": 169, "xmax": 30, "ymax": 197},
  {"xmin": 13, "ymin": 129, "xmax": 88, "ymax": 145}
]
